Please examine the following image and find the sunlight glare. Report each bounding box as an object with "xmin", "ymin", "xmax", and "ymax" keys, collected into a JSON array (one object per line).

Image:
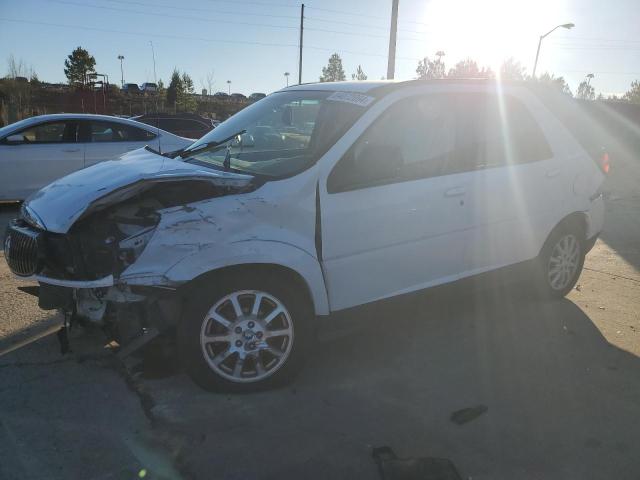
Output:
[{"xmin": 422, "ymin": 0, "xmax": 568, "ymax": 73}]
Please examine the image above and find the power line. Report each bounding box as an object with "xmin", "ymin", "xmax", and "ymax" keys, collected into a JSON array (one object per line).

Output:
[
  {"xmin": 104, "ymin": 0, "xmax": 300, "ymax": 20},
  {"xmin": 201, "ymin": 0, "xmax": 296, "ymax": 8},
  {"xmin": 50, "ymin": 0, "xmax": 298, "ymax": 30},
  {"xmin": 0, "ymin": 16, "xmax": 422, "ymax": 62},
  {"xmin": 305, "ymin": 15, "xmax": 428, "ymax": 36},
  {"xmin": 305, "ymin": 4, "xmax": 432, "ymax": 28},
  {"xmin": 0, "ymin": 17, "xmax": 299, "ymax": 48}
]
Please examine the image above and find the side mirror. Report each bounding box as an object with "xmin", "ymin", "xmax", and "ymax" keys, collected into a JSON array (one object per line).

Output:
[
  {"xmin": 355, "ymin": 143, "xmax": 402, "ymax": 185},
  {"xmin": 5, "ymin": 134, "xmax": 26, "ymax": 144}
]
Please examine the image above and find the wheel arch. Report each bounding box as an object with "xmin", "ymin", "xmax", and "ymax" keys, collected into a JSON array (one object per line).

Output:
[
  {"xmin": 539, "ymin": 211, "xmax": 588, "ymax": 256},
  {"xmin": 167, "ymin": 241, "xmax": 330, "ymax": 316}
]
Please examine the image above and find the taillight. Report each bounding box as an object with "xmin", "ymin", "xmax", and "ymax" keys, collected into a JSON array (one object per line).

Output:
[{"xmin": 598, "ymin": 151, "xmax": 610, "ymax": 174}]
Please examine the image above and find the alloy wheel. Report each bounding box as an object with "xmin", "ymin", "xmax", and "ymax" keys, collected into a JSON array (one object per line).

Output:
[
  {"xmin": 199, "ymin": 290, "xmax": 294, "ymax": 383},
  {"xmin": 547, "ymin": 234, "xmax": 581, "ymax": 291}
]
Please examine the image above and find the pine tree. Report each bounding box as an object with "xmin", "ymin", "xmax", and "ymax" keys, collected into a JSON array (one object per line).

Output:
[
  {"xmin": 352, "ymin": 65, "xmax": 367, "ymax": 81},
  {"xmin": 320, "ymin": 53, "xmax": 346, "ymax": 82},
  {"xmin": 63, "ymin": 47, "xmax": 96, "ymax": 88}
]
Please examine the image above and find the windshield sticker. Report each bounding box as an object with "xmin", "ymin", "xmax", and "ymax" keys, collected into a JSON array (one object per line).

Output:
[{"xmin": 326, "ymin": 91, "xmax": 375, "ymax": 107}]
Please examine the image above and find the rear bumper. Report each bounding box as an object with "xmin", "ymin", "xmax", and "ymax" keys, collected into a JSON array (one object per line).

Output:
[{"xmin": 585, "ymin": 194, "xmax": 605, "ymax": 240}]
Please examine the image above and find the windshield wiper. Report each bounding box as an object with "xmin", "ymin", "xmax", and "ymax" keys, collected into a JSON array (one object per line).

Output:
[{"xmin": 180, "ymin": 130, "xmax": 246, "ymax": 158}]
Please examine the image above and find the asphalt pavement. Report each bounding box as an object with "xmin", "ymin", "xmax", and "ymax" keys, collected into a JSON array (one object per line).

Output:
[{"xmin": 0, "ymin": 160, "xmax": 638, "ymax": 479}]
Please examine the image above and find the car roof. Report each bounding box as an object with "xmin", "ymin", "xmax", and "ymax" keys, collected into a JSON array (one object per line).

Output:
[
  {"xmin": 0, "ymin": 113, "xmax": 177, "ymax": 137},
  {"xmin": 280, "ymin": 80, "xmax": 394, "ymax": 94},
  {"xmin": 277, "ymin": 78, "xmax": 560, "ymax": 97}
]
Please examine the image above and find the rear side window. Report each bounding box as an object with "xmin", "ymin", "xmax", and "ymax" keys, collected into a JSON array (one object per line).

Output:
[
  {"xmin": 89, "ymin": 122, "xmax": 155, "ymax": 142},
  {"xmin": 448, "ymin": 94, "xmax": 553, "ymax": 175},
  {"xmin": 161, "ymin": 119, "xmax": 208, "ymax": 134},
  {"xmin": 11, "ymin": 121, "xmax": 78, "ymax": 143}
]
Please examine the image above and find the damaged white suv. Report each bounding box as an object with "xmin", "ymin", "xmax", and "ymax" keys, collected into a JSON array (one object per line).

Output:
[{"xmin": 5, "ymin": 80, "xmax": 607, "ymax": 391}]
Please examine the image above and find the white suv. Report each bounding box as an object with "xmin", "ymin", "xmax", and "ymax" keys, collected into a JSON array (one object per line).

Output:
[{"xmin": 5, "ymin": 80, "xmax": 607, "ymax": 391}]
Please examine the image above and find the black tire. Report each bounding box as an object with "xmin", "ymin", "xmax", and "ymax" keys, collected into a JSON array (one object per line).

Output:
[
  {"xmin": 177, "ymin": 269, "xmax": 313, "ymax": 393},
  {"xmin": 535, "ymin": 223, "xmax": 586, "ymax": 299}
]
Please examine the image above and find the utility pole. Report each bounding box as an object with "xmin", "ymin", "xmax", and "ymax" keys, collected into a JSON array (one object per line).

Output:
[
  {"xmin": 298, "ymin": 3, "xmax": 304, "ymax": 84},
  {"xmin": 386, "ymin": 0, "xmax": 399, "ymax": 79}
]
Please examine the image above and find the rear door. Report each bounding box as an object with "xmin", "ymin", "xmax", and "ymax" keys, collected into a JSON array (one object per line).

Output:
[
  {"xmin": 455, "ymin": 90, "xmax": 564, "ymax": 275},
  {"xmin": 319, "ymin": 93, "xmax": 470, "ymax": 311},
  {"xmin": 82, "ymin": 120, "xmax": 157, "ymax": 166},
  {"xmin": 0, "ymin": 120, "xmax": 83, "ymax": 200}
]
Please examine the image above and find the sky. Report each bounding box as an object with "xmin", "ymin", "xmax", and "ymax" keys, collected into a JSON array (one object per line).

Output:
[{"xmin": 1, "ymin": 0, "xmax": 640, "ymax": 96}]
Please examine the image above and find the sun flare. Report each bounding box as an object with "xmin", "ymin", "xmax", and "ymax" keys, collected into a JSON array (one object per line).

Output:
[{"xmin": 419, "ymin": 0, "xmax": 569, "ymax": 73}]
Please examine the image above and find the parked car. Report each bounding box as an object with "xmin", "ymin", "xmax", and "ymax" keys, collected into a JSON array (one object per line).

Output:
[
  {"xmin": 0, "ymin": 114, "xmax": 192, "ymax": 201},
  {"xmin": 132, "ymin": 113, "xmax": 213, "ymax": 139},
  {"xmin": 5, "ymin": 80, "xmax": 607, "ymax": 393},
  {"xmin": 213, "ymin": 91, "xmax": 229, "ymax": 99},
  {"xmin": 230, "ymin": 93, "xmax": 247, "ymax": 101},
  {"xmin": 140, "ymin": 82, "xmax": 158, "ymax": 94},
  {"xmin": 122, "ymin": 83, "xmax": 141, "ymax": 95},
  {"xmin": 249, "ymin": 93, "xmax": 266, "ymax": 101}
]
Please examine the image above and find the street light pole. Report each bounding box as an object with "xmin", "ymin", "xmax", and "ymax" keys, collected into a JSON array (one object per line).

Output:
[
  {"xmin": 586, "ymin": 73, "xmax": 594, "ymax": 86},
  {"xmin": 227, "ymin": 80, "xmax": 231, "ymax": 94},
  {"xmin": 117, "ymin": 55, "xmax": 124, "ymax": 87},
  {"xmin": 149, "ymin": 41, "xmax": 157, "ymax": 84},
  {"xmin": 532, "ymin": 23, "xmax": 575, "ymax": 78},
  {"xmin": 284, "ymin": 72, "xmax": 290, "ymax": 87}
]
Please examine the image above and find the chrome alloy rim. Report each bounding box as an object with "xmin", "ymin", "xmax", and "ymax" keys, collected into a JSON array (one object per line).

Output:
[
  {"xmin": 548, "ymin": 234, "xmax": 580, "ymax": 290},
  {"xmin": 200, "ymin": 290, "xmax": 294, "ymax": 383}
]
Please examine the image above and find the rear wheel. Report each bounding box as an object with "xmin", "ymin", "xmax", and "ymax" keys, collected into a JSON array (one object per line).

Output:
[
  {"xmin": 178, "ymin": 271, "xmax": 311, "ymax": 392},
  {"xmin": 537, "ymin": 227, "xmax": 585, "ymax": 298}
]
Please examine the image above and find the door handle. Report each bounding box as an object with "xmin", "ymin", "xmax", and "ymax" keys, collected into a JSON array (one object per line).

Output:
[
  {"xmin": 444, "ymin": 187, "xmax": 466, "ymax": 197},
  {"xmin": 62, "ymin": 148, "xmax": 80, "ymax": 153},
  {"xmin": 546, "ymin": 169, "xmax": 560, "ymax": 178}
]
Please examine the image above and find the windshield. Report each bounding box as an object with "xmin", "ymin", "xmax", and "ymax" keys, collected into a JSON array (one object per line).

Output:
[{"xmin": 179, "ymin": 90, "xmax": 372, "ymax": 177}]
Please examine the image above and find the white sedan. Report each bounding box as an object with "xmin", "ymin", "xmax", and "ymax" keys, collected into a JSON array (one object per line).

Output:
[{"xmin": 0, "ymin": 114, "xmax": 193, "ymax": 201}]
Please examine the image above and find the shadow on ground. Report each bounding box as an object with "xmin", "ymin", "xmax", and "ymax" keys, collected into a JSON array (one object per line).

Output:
[{"xmin": 134, "ymin": 282, "xmax": 640, "ymax": 480}]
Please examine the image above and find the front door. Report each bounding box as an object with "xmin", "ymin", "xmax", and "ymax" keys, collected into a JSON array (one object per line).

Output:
[
  {"xmin": 0, "ymin": 120, "xmax": 83, "ymax": 200},
  {"xmin": 319, "ymin": 93, "xmax": 470, "ymax": 311}
]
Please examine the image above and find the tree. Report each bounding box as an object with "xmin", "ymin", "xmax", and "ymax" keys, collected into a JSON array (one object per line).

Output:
[
  {"xmin": 320, "ymin": 53, "xmax": 346, "ymax": 82},
  {"xmin": 7, "ymin": 54, "xmax": 27, "ymax": 79},
  {"xmin": 499, "ymin": 57, "xmax": 526, "ymax": 80},
  {"xmin": 623, "ymin": 80, "xmax": 640, "ymax": 104},
  {"xmin": 351, "ymin": 65, "xmax": 367, "ymax": 81},
  {"xmin": 576, "ymin": 80, "xmax": 595, "ymax": 101},
  {"xmin": 166, "ymin": 69, "xmax": 182, "ymax": 108},
  {"xmin": 166, "ymin": 69, "xmax": 197, "ymax": 112},
  {"xmin": 178, "ymin": 72, "xmax": 196, "ymax": 111},
  {"xmin": 448, "ymin": 58, "xmax": 493, "ymax": 78},
  {"xmin": 63, "ymin": 47, "xmax": 96, "ymax": 88},
  {"xmin": 201, "ymin": 70, "xmax": 215, "ymax": 95},
  {"xmin": 535, "ymin": 72, "xmax": 572, "ymax": 96},
  {"xmin": 416, "ymin": 52, "xmax": 446, "ymax": 79}
]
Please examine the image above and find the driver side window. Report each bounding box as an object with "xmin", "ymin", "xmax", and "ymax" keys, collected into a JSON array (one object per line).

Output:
[{"xmin": 327, "ymin": 94, "xmax": 456, "ymax": 193}]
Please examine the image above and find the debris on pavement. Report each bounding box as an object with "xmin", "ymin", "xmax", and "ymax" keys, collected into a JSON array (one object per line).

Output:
[
  {"xmin": 372, "ymin": 446, "xmax": 462, "ymax": 480},
  {"xmin": 450, "ymin": 405, "xmax": 488, "ymax": 425}
]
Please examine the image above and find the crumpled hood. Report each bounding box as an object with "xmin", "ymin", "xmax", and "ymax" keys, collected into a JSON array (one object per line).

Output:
[{"xmin": 24, "ymin": 148, "xmax": 253, "ymax": 233}]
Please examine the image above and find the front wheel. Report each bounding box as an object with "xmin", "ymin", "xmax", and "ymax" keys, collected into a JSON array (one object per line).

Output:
[
  {"xmin": 178, "ymin": 272, "xmax": 311, "ymax": 392},
  {"xmin": 538, "ymin": 229, "xmax": 585, "ymax": 298}
]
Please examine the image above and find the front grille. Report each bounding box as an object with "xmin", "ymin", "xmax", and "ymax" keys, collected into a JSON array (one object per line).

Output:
[{"xmin": 4, "ymin": 222, "xmax": 41, "ymax": 277}]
